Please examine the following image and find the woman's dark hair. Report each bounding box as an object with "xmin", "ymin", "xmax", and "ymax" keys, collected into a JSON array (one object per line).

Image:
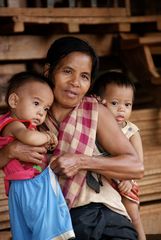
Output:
[
  {"xmin": 91, "ymin": 70, "xmax": 135, "ymax": 98},
  {"xmin": 6, "ymin": 71, "xmax": 53, "ymax": 105},
  {"xmin": 45, "ymin": 36, "xmax": 99, "ymax": 85}
]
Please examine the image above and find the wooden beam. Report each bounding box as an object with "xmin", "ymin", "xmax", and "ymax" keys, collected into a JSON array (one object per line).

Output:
[
  {"xmin": 150, "ymin": 46, "xmax": 161, "ymax": 55},
  {"xmin": 143, "ymin": 45, "xmax": 161, "ymax": 84},
  {"xmin": 0, "ymin": 34, "xmax": 113, "ymax": 61},
  {"xmin": 67, "ymin": 23, "xmax": 80, "ymax": 33},
  {"xmin": 121, "ymin": 33, "xmax": 161, "ymax": 45},
  {"xmin": 13, "ymin": 18, "xmax": 25, "ymax": 32},
  {"xmin": 0, "ymin": 7, "xmax": 129, "ymax": 17},
  {"xmin": 0, "ymin": 0, "xmax": 5, "ymax": 7},
  {"xmin": 140, "ymin": 203, "xmax": 161, "ymax": 234},
  {"xmin": 0, "ymin": 64, "xmax": 26, "ymax": 74},
  {"xmin": 7, "ymin": 0, "xmax": 27, "ymax": 7},
  {"xmin": 125, "ymin": 0, "xmax": 131, "ymax": 16},
  {"xmin": 118, "ymin": 23, "xmax": 131, "ymax": 32}
]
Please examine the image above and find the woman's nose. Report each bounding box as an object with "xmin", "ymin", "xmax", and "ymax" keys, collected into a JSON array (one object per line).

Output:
[{"xmin": 70, "ymin": 75, "xmax": 80, "ymax": 87}]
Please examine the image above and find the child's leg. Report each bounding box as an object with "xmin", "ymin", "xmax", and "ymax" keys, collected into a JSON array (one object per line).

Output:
[
  {"xmin": 29, "ymin": 167, "xmax": 75, "ymax": 240},
  {"xmin": 122, "ymin": 197, "xmax": 146, "ymax": 240},
  {"xmin": 8, "ymin": 181, "xmax": 32, "ymax": 240},
  {"xmin": 9, "ymin": 167, "xmax": 75, "ymax": 240}
]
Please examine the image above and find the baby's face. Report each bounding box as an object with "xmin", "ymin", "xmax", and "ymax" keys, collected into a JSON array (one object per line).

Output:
[
  {"xmin": 11, "ymin": 81, "xmax": 54, "ymax": 126},
  {"xmin": 103, "ymin": 83, "xmax": 133, "ymax": 128}
]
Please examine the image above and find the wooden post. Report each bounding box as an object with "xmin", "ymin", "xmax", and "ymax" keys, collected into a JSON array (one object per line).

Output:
[
  {"xmin": 7, "ymin": 0, "xmax": 27, "ymax": 7},
  {"xmin": 69, "ymin": 0, "xmax": 76, "ymax": 7},
  {"xmin": 47, "ymin": 0, "xmax": 55, "ymax": 8},
  {"xmin": 0, "ymin": 0, "xmax": 5, "ymax": 7},
  {"xmin": 125, "ymin": 0, "xmax": 131, "ymax": 16},
  {"xmin": 143, "ymin": 45, "xmax": 161, "ymax": 84},
  {"xmin": 91, "ymin": 0, "xmax": 97, "ymax": 7}
]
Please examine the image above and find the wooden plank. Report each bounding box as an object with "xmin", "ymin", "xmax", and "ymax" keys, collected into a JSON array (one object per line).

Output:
[
  {"xmin": 67, "ymin": 23, "xmax": 80, "ymax": 33},
  {"xmin": 47, "ymin": 0, "xmax": 55, "ymax": 7},
  {"xmin": 0, "ymin": 0, "xmax": 5, "ymax": 7},
  {"xmin": 121, "ymin": 33, "xmax": 161, "ymax": 45},
  {"xmin": 0, "ymin": 199, "xmax": 8, "ymax": 207},
  {"xmin": 140, "ymin": 203, "xmax": 161, "ymax": 234},
  {"xmin": 150, "ymin": 46, "xmax": 161, "ymax": 55},
  {"xmin": 125, "ymin": 0, "xmax": 131, "ymax": 16},
  {"xmin": 131, "ymin": 108, "xmax": 161, "ymax": 120},
  {"xmin": 0, "ymin": 64, "xmax": 26, "ymax": 74},
  {"xmin": 0, "ymin": 34, "xmax": 113, "ymax": 60},
  {"xmin": 13, "ymin": 19, "xmax": 25, "ymax": 32},
  {"xmin": 118, "ymin": 22, "xmax": 131, "ymax": 32},
  {"xmin": 11, "ymin": 15, "xmax": 131, "ymax": 25},
  {"xmin": 0, "ymin": 231, "xmax": 11, "ymax": 240},
  {"xmin": 143, "ymin": 45, "xmax": 161, "ymax": 84},
  {"xmin": 7, "ymin": 0, "xmax": 27, "ymax": 7},
  {"xmin": 0, "ymin": 7, "xmax": 129, "ymax": 17}
]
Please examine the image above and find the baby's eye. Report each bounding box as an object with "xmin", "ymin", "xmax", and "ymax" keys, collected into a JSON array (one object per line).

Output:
[
  {"xmin": 34, "ymin": 101, "xmax": 39, "ymax": 106},
  {"xmin": 125, "ymin": 103, "xmax": 132, "ymax": 107},
  {"xmin": 44, "ymin": 107, "xmax": 49, "ymax": 112},
  {"xmin": 111, "ymin": 101, "xmax": 117, "ymax": 106}
]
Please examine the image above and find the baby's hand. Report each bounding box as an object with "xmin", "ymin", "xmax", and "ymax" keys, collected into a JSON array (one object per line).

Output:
[
  {"xmin": 45, "ymin": 131, "xmax": 58, "ymax": 151},
  {"xmin": 118, "ymin": 180, "xmax": 133, "ymax": 194},
  {"xmin": 93, "ymin": 95, "xmax": 107, "ymax": 106}
]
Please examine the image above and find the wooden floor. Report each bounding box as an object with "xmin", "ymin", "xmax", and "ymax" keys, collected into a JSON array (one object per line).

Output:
[{"xmin": 0, "ymin": 231, "xmax": 161, "ymax": 240}]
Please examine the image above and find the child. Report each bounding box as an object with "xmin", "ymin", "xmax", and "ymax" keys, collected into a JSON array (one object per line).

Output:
[
  {"xmin": 92, "ymin": 70, "xmax": 146, "ymax": 240},
  {"xmin": 0, "ymin": 71, "xmax": 75, "ymax": 240}
]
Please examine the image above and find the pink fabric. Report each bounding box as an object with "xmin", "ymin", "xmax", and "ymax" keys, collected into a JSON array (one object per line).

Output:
[
  {"xmin": 46, "ymin": 97, "xmax": 99, "ymax": 208},
  {"xmin": 0, "ymin": 113, "xmax": 47, "ymax": 195}
]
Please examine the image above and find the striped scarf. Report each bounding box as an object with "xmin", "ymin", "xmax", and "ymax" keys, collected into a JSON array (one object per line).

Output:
[{"xmin": 46, "ymin": 97, "xmax": 98, "ymax": 208}]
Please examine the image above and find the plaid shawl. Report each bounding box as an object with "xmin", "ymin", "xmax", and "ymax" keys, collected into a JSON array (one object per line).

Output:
[{"xmin": 46, "ymin": 97, "xmax": 98, "ymax": 209}]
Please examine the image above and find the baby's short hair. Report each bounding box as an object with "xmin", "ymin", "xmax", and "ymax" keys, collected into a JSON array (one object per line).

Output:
[
  {"xmin": 6, "ymin": 71, "xmax": 53, "ymax": 105},
  {"xmin": 92, "ymin": 69, "xmax": 135, "ymax": 97}
]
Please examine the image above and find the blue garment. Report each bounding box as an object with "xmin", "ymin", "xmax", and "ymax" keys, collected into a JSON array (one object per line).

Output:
[{"xmin": 8, "ymin": 166, "xmax": 75, "ymax": 240}]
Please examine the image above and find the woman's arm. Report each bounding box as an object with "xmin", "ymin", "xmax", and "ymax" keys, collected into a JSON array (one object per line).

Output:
[
  {"xmin": 0, "ymin": 141, "xmax": 47, "ymax": 169},
  {"xmin": 87, "ymin": 104, "xmax": 144, "ymax": 179},
  {"xmin": 130, "ymin": 131, "xmax": 144, "ymax": 163},
  {"xmin": 51, "ymin": 104, "xmax": 144, "ymax": 180}
]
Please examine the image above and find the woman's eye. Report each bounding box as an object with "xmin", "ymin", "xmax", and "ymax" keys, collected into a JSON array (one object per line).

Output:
[
  {"xmin": 64, "ymin": 68, "xmax": 71, "ymax": 74},
  {"xmin": 82, "ymin": 74, "xmax": 90, "ymax": 81}
]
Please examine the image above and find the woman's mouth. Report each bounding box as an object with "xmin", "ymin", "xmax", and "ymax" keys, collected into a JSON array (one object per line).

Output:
[{"xmin": 65, "ymin": 89, "xmax": 78, "ymax": 98}]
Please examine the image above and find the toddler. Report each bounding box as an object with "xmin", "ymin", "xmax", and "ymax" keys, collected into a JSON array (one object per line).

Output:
[
  {"xmin": 92, "ymin": 70, "xmax": 146, "ymax": 240},
  {"xmin": 0, "ymin": 71, "xmax": 75, "ymax": 240}
]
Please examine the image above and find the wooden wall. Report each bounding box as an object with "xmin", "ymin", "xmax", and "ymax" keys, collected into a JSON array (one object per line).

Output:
[{"xmin": 0, "ymin": 1, "xmax": 161, "ymax": 238}]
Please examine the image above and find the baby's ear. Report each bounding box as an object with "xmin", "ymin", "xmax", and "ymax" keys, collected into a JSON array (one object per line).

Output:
[{"xmin": 8, "ymin": 93, "xmax": 19, "ymax": 108}]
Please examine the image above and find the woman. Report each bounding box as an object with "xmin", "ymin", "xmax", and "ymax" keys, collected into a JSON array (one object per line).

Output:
[{"xmin": 0, "ymin": 36, "xmax": 144, "ymax": 239}]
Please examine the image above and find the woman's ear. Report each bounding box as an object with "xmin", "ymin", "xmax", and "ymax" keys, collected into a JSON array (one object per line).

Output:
[
  {"xmin": 43, "ymin": 63, "xmax": 50, "ymax": 77},
  {"xmin": 8, "ymin": 93, "xmax": 19, "ymax": 109}
]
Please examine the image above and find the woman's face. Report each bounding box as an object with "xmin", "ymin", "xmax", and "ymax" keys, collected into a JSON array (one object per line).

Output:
[{"xmin": 52, "ymin": 51, "xmax": 92, "ymax": 109}]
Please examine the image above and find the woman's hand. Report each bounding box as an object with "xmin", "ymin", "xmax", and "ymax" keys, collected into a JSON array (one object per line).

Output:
[
  {"xmin": 50, "ymin": 153, "xmax": 82, "ymax": 178},
  {"xmin": 0, "ymin": 140, "xmax": 47, "ymax": 169}
]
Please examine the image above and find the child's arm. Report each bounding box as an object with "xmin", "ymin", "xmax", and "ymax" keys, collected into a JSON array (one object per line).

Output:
[{"xmin": 3, "ymin": 121, "xmax": 51, "ymax": 146}]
